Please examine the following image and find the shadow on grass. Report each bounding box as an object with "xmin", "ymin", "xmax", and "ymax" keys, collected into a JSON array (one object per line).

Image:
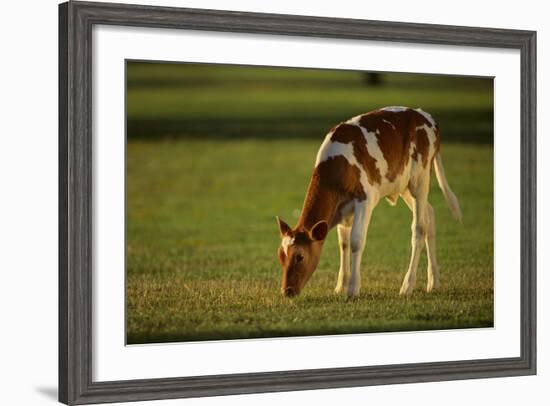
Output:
[
  {"xmin": 126, "ymin": 320, "xmax": 494, "ymax": 345},
  {"xmin": 127, "ymin": 109, "xmax": 493, "ymax": 144}
]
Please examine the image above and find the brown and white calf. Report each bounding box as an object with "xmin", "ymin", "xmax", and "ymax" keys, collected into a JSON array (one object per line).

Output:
[{"xmin": 276, "ymin": 106, "xmax": 461, "ymax": 298}]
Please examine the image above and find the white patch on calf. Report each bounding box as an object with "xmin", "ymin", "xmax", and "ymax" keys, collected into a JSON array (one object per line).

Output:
[
  {"xmin": 315, "ymin": 141, "xmax": 370, "ymax": 191},
  {"xmin": 346, "ymin": 113, "xmax": 364, "ymax": 124},
  {"xmin": 345, "ymin": 116, "xmax": 359, "ymax": 126},
  {"xmin": 426, "ymin": 126, "xmax": 437, "ymax": 147},
  {"xmin": 381, "ymin": 106, "xmax": 409, "ymax": 112},
  {"xmin": 315, "ymin": 130, "xmax": 336, "ymax": 167},
  {"xmin": 356, "ymin": 126, "xmax": 389, "ymax": 180},
  {"xmin": 416, "ymin": 124, "xmax": 437, "ymax": 161},
  {"xmin": 281, "ymin": 236, "xmax": 295, "ymax": 255}
]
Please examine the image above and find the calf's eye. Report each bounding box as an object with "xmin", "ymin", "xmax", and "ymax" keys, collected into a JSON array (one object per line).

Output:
[{"xmin": 296, "ymin": 254, "xmax": 304, "ymax": 263}]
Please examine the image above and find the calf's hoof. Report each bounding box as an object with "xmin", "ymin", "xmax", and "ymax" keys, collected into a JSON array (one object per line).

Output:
[
  {"xmin": 346, "ymin": 285, "xmax": 360, "ymax": 298},
  {"xmin": 399, "ymin": 283, "xmax": 414, "ymax": 297},
  {"xmin": 426, "ymin": 279, "xmax": 441, "ymax": 293},
  {"xmin": 334, "ymin": 285, "xmax": 346, "ymax": 295}
]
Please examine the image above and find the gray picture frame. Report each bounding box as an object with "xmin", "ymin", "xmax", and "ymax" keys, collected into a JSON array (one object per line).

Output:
[{"xmin": 59, "ymin": 1, "xmax": 537, "ymax": 404}]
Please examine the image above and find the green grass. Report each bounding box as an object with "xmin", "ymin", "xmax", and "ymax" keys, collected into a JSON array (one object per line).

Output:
[{"xmin": 126, "ymin": 63, "xmax": 493, "ymax": 344}]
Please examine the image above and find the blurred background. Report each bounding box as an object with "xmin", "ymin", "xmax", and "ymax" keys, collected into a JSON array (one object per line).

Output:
[
  {"xmin": 126, "ymin": 62, "xmax": 493, "ymax": 344},
  {"xmin": 127, "ymin": 63, "xmax": 493, "ymax": 143}
]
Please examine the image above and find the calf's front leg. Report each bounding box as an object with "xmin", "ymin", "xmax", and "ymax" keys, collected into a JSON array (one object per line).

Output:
[
  {"xmin": 334, "ymin": 224, "xmax": 351, "ymax": 294},
  {"xmin": 347, "ymin": 199, "xmax": 376, "ymax": 297}
]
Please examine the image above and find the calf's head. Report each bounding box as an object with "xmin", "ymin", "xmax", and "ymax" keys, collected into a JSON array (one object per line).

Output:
[{"xmin": 276, "ymin": 217, "xmax": 329, "ymax": 297}]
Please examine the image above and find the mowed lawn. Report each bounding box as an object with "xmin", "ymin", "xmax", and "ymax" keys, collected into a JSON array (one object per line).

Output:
[{"xmin": 126, "ymin": 63, "xmax": 494, "ymax": 344}]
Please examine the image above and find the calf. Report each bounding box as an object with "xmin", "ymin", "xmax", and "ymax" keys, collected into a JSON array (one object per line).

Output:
[{"xmin": 276, "ymin": 106, "xmax": 461, "ymax": 298}]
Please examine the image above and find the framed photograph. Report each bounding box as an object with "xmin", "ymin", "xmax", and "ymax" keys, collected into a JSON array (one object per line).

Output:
[{"xmin": 59, "ymin": 1, "xmax": 536, "ymax": 404}]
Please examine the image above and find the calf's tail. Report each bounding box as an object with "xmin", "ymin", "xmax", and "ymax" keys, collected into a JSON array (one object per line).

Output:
[{"xmin": 433, "ymin": 153, "xmax": 462, "ymax": 223}]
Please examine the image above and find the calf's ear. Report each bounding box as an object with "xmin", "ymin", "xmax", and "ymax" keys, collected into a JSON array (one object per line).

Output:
[
  {"xmin": 309, "ymin": 220, "xmax": 329, "ymax": 241},
  {"xmin": 276, "ymin": 216, "xmax": 291, "ymax": 236}
]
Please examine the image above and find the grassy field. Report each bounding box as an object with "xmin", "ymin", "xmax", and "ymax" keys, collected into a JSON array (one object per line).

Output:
[{"xmin": 126, "ymin": 63, "xmax": 494, "ymax": 344}]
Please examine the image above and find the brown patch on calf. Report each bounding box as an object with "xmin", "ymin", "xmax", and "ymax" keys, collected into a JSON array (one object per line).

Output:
[
  {"xmin": 316, "ymin": 156, "xmax": 367, "ymax": 201},
  {"xmin": 358, "ymin": 112, "xmax": 413, "ymax": 182},
  {"xmin": 330, "ymin": 124, "xmax": 381, "ymax": 185},
  {"xmin": 299, "ymin": 155, "xmax": 366, "ymax": 230}
]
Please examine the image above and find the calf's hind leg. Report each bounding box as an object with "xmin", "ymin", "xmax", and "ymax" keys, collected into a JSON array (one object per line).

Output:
[
  {"xmin": 424, "ymin": 204, "xmax": 440, "ymax": 292},
  {"xmin": 399, "ymin": 182, "xmax": 429, "ymax": 296},
  {"xmin": 401, "ymin": 190, "xmax": 440, "ymax": 293}
]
